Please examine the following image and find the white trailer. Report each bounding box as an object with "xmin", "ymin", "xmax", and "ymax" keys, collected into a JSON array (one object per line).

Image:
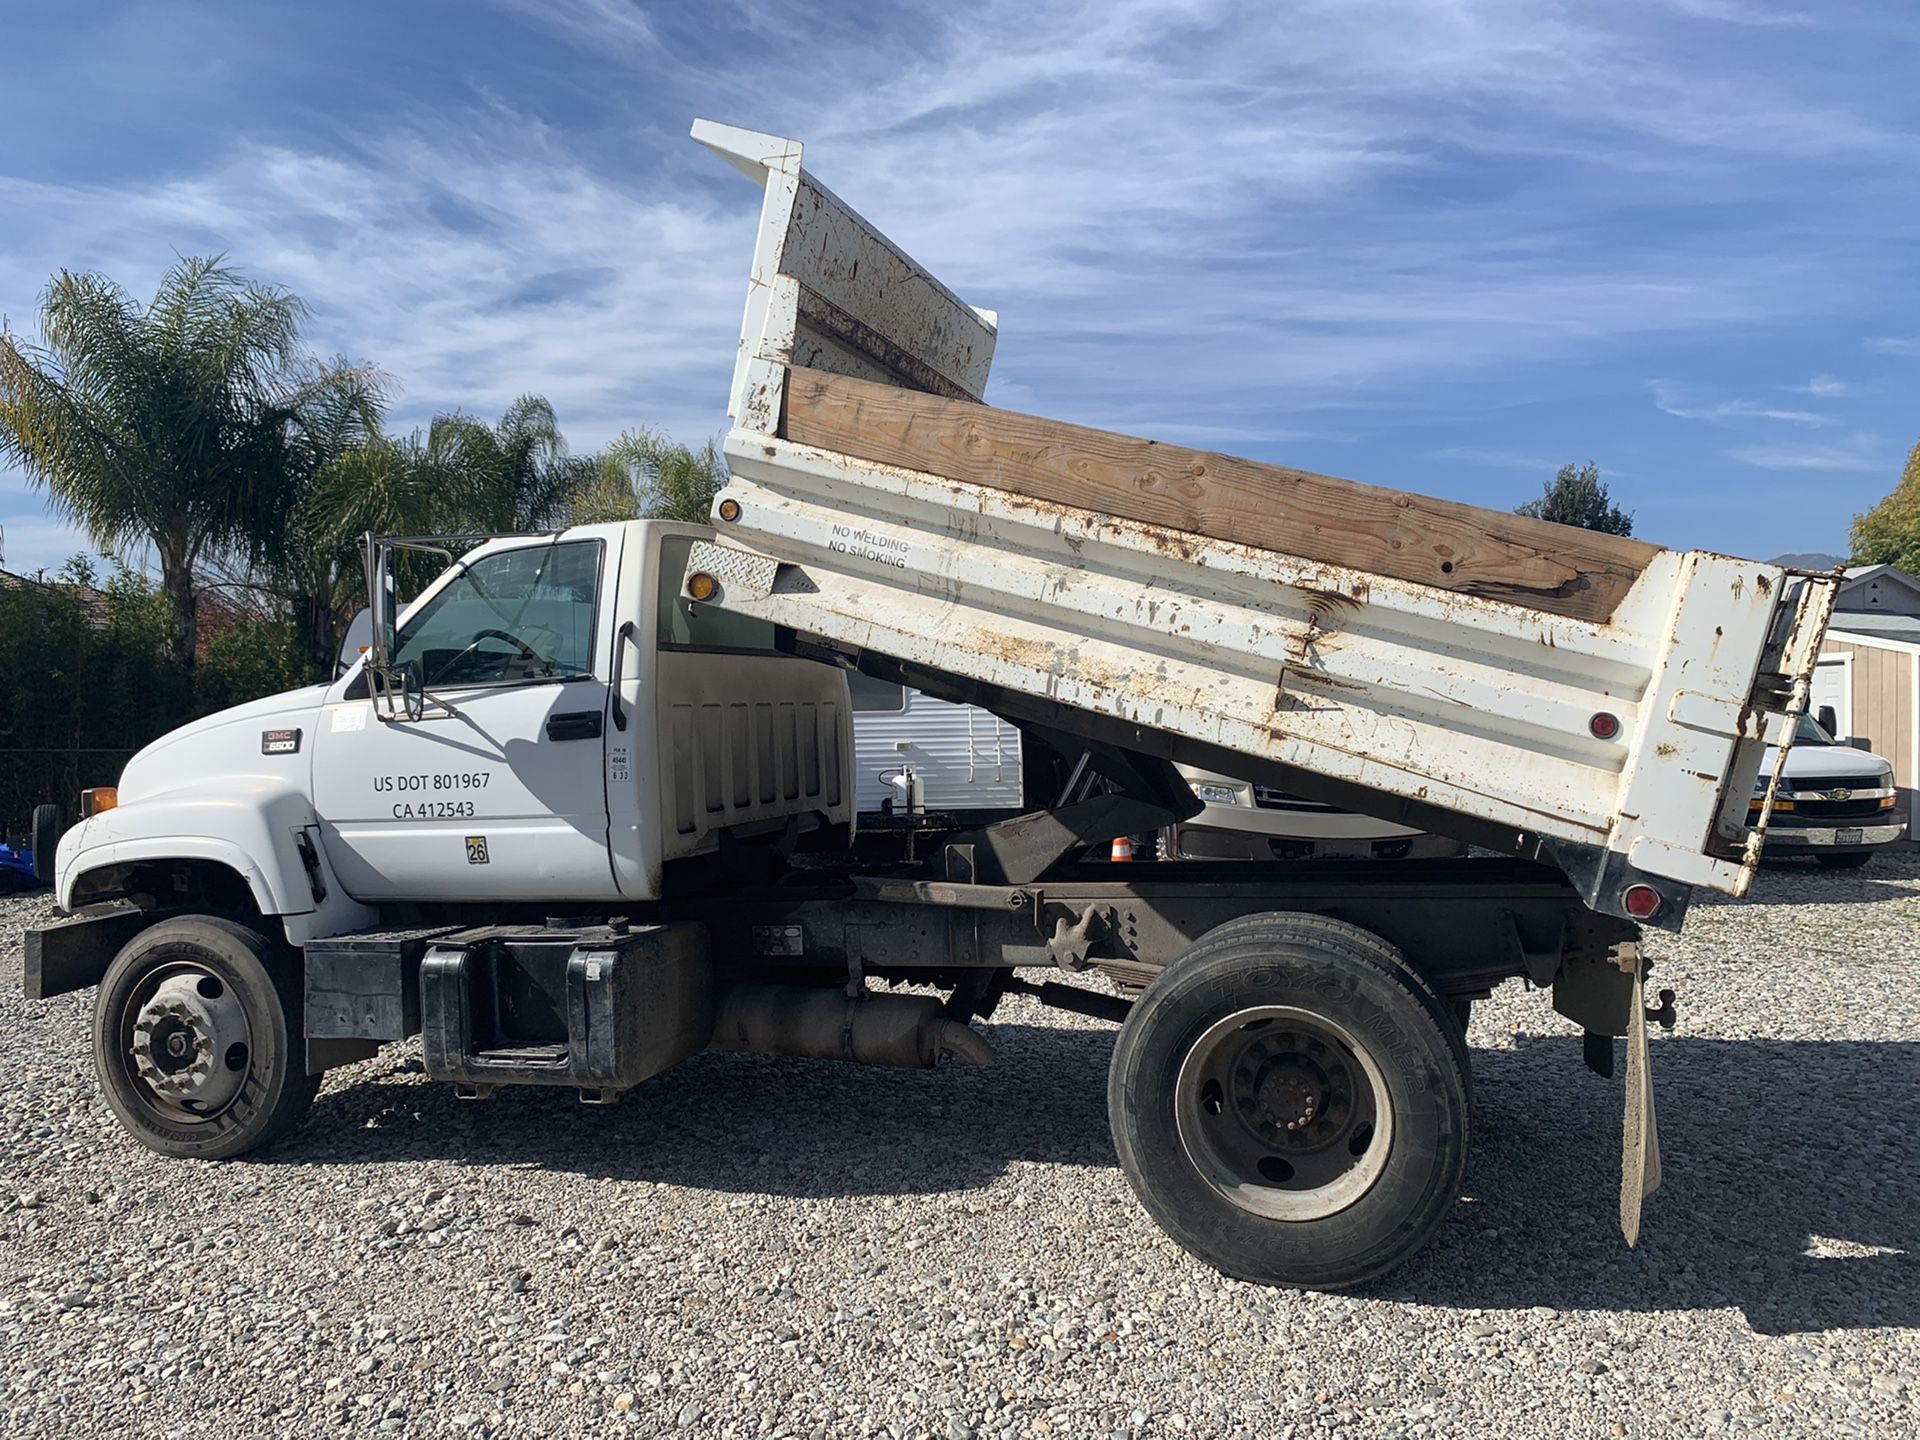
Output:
[
  {"xmin": 849, "ymin": 682, "xmax": 1024, "ymax": 819},
  {"xmin": 23, "ymin": 120, "xmax": 1839, "ymax": 1290}
]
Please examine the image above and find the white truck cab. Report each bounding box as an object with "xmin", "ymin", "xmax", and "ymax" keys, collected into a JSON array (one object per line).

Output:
[{"xmin": 56, "ymin": 520, "xmax": 855, "ymax": 938}]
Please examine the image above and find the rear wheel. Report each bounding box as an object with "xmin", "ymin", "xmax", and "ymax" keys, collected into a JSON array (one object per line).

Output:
[
  {"xmin": 93, "ymin": 916, "xmax": 318, "ymax": 1159},
  {"xmin": 1108, "ymin": 914, "xmax": 1469, "ymax": 1289},
  {"xmin": 1814, "ymin": 851, "xmax": 1873, "ymax": 870}
]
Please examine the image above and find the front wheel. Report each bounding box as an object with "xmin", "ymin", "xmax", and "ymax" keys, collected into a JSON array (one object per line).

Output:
[
  {"xmin": 94, "ymin": 915, "xmax": 319, "ymax": 1159},
  {"xmin": 1108, "ymin": 914, "xmax": 1469, "ymax": 1290}
]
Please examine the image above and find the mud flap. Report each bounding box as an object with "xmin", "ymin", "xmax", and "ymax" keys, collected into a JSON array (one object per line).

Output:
[{"xmin": 1620, "ymin": 962, "xmax": 1663, "ymax": 1246}]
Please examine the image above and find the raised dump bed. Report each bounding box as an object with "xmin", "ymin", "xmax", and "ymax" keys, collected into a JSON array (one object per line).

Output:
[{"xmin": 685, "ymin": 120, "xmax": 1838, "ymax": 925}]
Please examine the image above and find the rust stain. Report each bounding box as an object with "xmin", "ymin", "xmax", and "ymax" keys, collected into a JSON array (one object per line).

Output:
[
  {"xmin": 1284, "ymin": 668, "xmax": 1367, "ymax": 695},
  {"xmin": 1655, "ymin": 743, "xmax": 1678, "ymax": 757},
  {"xmin": 1756, "ymin": 573, "xmax": 1773, "ymax": 596}
]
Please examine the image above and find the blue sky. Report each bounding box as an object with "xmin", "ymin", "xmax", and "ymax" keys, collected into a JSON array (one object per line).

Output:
[{"xmin": 3, "ymin": 0, "xmax": 1917, "ymax": 574}]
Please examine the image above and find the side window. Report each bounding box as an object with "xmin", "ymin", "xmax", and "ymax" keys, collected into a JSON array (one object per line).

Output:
[
  {"xmin": 655, "ymin": 534, "xmax": 779, "ymax": 653},
  {"xmin": 848, "ymin": 673, "xmax": 906, "ymax": 713},
  {"xmin": 393, "ymin": 540, "xmax": 602, "ymax": 688}
]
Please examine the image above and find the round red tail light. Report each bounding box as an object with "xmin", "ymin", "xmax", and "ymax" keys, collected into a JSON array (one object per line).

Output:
[
  {"xmin": 1589, "ymin": 711, "xmax": 1621, "ymax": 740},
  {"xmin": 1622, "ymin": 883, "xmax": 1663, "ymax": 920}
]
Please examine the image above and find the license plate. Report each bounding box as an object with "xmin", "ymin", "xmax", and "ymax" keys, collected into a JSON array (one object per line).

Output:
[{"xmin": 1836, "ymin": 828, "xmax": 1864, "ymax": 846}]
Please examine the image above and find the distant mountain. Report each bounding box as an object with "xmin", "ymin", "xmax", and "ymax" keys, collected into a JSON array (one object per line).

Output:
[{"xmin": 1769, "ymin": 552, "xmax": 1846, "ymax": 570}]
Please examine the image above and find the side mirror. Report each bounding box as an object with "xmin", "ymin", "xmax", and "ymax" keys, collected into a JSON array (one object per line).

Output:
[
  {"xmin": 364, "ymin": 534, "xmax": 399, "ymax": 673},
  {"xmin": 362, "ymin": 533, "xmax": 421, "ymax": 721},
  {"xmin": 358, "ymin": 530, "xmax": 460, "ymax": 722},
  {"xmin": 1817, "ymin": 704, "xmax": 1839, "ymax": 736}
]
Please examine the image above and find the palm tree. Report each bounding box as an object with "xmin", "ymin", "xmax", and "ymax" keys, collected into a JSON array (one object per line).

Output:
[
  {"xmin": 0, "ymin": 256, "xmax": 377, "ymax": 669},
  {"xmin": 276, "ymin": 383, "xmax": 400, "ymax": 677},
  {"xmin": 428, "ymin": 395, "xmax": 598, "ymax": 534},
  {"xmin": 571, "ymin": 426, "xmax": 727, "ymax": 525}
]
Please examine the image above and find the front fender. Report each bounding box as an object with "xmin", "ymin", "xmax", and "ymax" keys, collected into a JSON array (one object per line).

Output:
[{"xmin": 55, "ymin": 781, "xmax": 375, "ymax": 944}]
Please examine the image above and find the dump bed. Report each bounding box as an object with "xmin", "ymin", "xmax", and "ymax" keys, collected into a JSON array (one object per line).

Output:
[{"xmin": 683, "ymin": 120, "xmax": 1838, "ymax": 925}]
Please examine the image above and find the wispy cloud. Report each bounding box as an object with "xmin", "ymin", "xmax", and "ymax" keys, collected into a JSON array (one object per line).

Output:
[
  {"xmin": 1660, "ymin": 0, "xmax": 1815, "ymax": 28},
  {"xmin": 1865, "ymin": 335, "xmax": 1920, "ymax": 357},
  {"xmin": 1648, "ymin": 379, "xmax": 1824, "ymax": 425},
  {"xmin": 490, "ymin": 0, "xmax": 658, "ymax": 55},
  {"xmin": 4, "ymin": 0, "xmax": 1918, "ymax": 571},
  {"xmin": 1728, "ymin": 438, "xmax": 1887, "ymax": 473},
  {"xmin": 1784, "ymin": 373, "xmax": 1851, "ymax": 397},
  {"xmin": 1429, "ymin": 446, "xmax": 1562, "ymax": 473},
  {"xmin": 0, "ymin": 120, "xmax": 742, "ymax": 449}
]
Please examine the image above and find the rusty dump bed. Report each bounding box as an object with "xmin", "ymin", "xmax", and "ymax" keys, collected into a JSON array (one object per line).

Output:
[{"xmin": 680, "ymin": 120, "xmax": 1840, "ymax": 926}]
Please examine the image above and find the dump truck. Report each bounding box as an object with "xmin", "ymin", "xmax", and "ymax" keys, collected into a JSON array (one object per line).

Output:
[{"xmin": 21, "ymin": 120, "xmax": 1838, "ymax": 1290}]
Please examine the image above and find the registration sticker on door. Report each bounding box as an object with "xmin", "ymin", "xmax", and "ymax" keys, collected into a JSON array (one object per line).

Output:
[
  {"xmin": 1836, "ymin": 828, "xmax": 1864, "ymax": 846},
  {"xmin": 609, "ymin": 746, "xmax": 629, "ymax": 783},
  {"xmin": 465, "ymin": 836, "xmax": 490, "ymax": 865}
]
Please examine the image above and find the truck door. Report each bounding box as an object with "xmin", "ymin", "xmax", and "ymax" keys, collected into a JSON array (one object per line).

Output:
[{"xmin": 311, "ymin": 533, "xmax": 622, "ymax": 902}]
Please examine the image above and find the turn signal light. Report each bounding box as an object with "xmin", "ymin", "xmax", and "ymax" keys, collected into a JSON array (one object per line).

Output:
[
  {"xmin": 79, "ymin": 787, "xmax": 118, "ymax": 817},
  {"xmin": 686, "ymin": 572, "xmax": 718, "ymax": 602},
  {"xmin": 717, "ymin": 497, "xmax": 742, "ymax": 522},
  {"xmin": 1622, "ymin": 884, "xmax": 1663, "ymax": 920}
]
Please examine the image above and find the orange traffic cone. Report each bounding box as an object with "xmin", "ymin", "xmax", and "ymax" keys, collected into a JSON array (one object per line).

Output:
[{"xmin": 1109, "ymin": 835, "xmax": 1134, "ymax": 862}]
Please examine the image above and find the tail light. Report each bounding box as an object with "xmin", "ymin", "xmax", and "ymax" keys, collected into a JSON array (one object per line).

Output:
[{"xmin": 1622, "ymin": 884, "xmax": 1663, "ymax": 920}]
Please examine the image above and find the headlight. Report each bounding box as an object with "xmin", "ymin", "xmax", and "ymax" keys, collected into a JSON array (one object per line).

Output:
[{"xmin": 1191, "ymin": 782, "xmax": 1242, "ymax": 806}]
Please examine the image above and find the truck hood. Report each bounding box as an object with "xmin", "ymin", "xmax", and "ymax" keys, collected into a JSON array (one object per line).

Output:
[
  {"xmin": 1766, "ymin": 742, "xmax": 1893, "ymax": 782},
  {"xmin": 117, "ymin": 684, "xmax": 330, "ymax": 804}
]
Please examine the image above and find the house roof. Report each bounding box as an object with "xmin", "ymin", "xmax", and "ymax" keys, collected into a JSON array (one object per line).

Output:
[
  {"xmin": 1829, "ymin": 611, "xmax": 1920, "ymax": 643},
  {"xmin": 1836, "ymin": 564, "xmax": 1920, "ymax": 615},
  {"xmin": 0, "ymin": 567, "xmax": 110, "ymax": 625}
]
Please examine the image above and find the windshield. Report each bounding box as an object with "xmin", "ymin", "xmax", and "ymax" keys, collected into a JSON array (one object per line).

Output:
[
  {"xmin": 393, "ymin": 539, "xmax": 601, "ymax": 687},
  {"xmin": 1788, "ymin": 712, "xmax": 1836, "ymax": 746}
]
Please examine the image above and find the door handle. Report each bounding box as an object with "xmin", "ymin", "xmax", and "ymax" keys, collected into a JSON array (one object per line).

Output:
[
  {"xmin": 546, "ymin": 709, "xmax": 604, "ymax": 742},
  {"xmin": 609, "ymin": 620, "xmax": 635, "ymax": 732}
]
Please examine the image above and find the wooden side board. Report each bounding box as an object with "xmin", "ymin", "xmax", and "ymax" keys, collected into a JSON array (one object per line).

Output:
[{"xmin": 781, "ymin": 366, "xmax": 1660, "ymax": 626}]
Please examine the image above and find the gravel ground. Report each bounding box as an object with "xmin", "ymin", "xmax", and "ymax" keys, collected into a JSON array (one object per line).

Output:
[{"xmin": 2, "ymin": 858, "xmax": 1917, "ymax": 1440}]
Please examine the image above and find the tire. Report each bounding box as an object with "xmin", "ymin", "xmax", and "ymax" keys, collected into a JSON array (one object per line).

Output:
[
  {"xmin": 1108, "ymin": 913, "xmax": 1470, "ymax": 1290},
  {"xmin": 93, "ymin": 915, "xmax": 319, "ymax": 1160},
  {"xmin": 30, "ymin": 803, "xmax": 61, "ymax": 885},
  {"xmin": 1155, "ymin": 911, "xmax": 1473, "ymax": 1103},
  {"xmin": 1451, "ymin": 997, "xmax": 1474, "ymax": 1038},
  {"xmin": 1814, "ymin": 851, "xmax": 1873, "ymax": 870}
]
